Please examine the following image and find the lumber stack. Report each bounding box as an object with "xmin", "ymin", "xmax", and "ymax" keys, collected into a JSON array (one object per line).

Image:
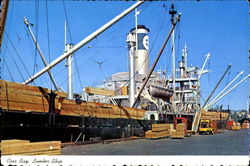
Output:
[
  {"xmin": 220, "ymin": 112, "xmax": 229, "ymax": 120},
  {"xmin": 0, "ymin": 139, "xmax": 61, "ymax": 155},
  {"xmin": 152, "ymin": 123, "xmax": 174, "ymax": 132},
  {"xmin": 145, "ymin": 124, "xmax": 173, "ymax": 139},
  {"xmin": 145, "ymin": 130, "xmax": 170, "ymax": 139},
  {"xmin": 231, "ymin": 126, "xmax": 241, "ymax": 131},
  {"xmin": 201, "ymin": 110, "xmax": 229, "ymax": 121},
  {"xmin": 170, "ymin": 123, "xmax": 186, "ymax": 139},
  {"xmin": 0, "ymin": 80, "xmax": 145, "ymax": 120},
  {"xmin": 60, "ymin": 100, "xmax": 145, "ymax": 119}
]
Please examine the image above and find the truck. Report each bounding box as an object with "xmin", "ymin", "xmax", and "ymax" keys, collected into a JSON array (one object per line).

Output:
[{"xmin": 199, "ymin": 120, "xmax": 214, "ymax": 135}]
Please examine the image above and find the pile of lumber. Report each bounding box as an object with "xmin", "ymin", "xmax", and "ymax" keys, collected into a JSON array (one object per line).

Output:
[
  {"xmin": 201, "ymin": 110, "xmax": 229, "ymax": 121},
  {"xmin": 0, "ymin": 80, "xmax": 145, "ymax": 120},
  {"xmin": 0, "ymin": 139, "xmax": 61, "ymax": 155},
  {"xmin": 170, "ymin": 123, "xmax": 186, "ymax": 139},
  {"xmin": 145, "ymin": 123, "xmax": 173, "ymax": 139},
  {"xmin": 231, "ymin": 126, "xmax": 241, "ymax": 131},
  {"xmin": 220, "ymin": 112, "xmax": 229, "ymax": 120}
]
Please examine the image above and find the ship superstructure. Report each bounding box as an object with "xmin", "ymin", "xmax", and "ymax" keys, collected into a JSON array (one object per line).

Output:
[{"xmin": 84, "ymin": 24, "xmax": 201, "ymax": 122}]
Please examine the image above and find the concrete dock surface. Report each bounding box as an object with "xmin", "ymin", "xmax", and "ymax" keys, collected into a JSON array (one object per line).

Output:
[{"xmin": 62, "ymin": 129, "xmax": 249, "ymax": 155}]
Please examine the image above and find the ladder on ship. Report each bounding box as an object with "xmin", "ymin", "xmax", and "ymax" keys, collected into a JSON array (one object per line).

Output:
[{"xmin": 191, "ymin": 110, "xmax": 202, "ymax": 133}]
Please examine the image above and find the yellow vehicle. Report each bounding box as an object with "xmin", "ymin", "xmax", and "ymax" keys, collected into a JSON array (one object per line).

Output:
[{"xmin": 199, "ymin": 120, "xmax": 214, "ymax": 135}]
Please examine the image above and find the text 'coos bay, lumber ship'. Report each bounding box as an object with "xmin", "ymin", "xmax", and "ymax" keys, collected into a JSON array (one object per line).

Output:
[{"xmin": 0, "ymin": 1, "xmax": 211, "ymax": 142}]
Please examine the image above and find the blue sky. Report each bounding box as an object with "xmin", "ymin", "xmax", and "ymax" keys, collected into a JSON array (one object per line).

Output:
[{"xmin": 1, "ymin": 1, "xmax": 249, "ymax": 110}]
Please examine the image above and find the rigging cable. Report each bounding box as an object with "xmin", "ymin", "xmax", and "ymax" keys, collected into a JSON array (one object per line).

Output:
[
  {"xmin": 3, "ymin": 40, "xmax": 25, "ymax": 82},
  {"xmin": 58, "ymin": 2, "xmax": 152, "ymax": 89},
  {"xmin": 226, "ymin": 66, "xmax": 231, "ymax": 85},
  {"xmin": 5, "ymin": 32, "xmax": 32, "ymax": 80},
  {"xmin": 55, "ymin": 2, "xmax": 150, "ymax": 80},
  {"xmin": 176, "ymin": 19, "xmax": 181, "ymax": 62},
  {"xmin": 45, "ymin": 0, "xmax": 52, "ymax": 89},
  {"xmin": 33, "ymin": 0, "xmax": 39, "ymax": 76},
  {"xmin": 62, "ymin": 0, "xmax": 83, "ymax": 90},
  {"xmin": 4, "ymin": 60, "xmax": 14, "ymax": 82},
  {"xmin": 0, "ymin": 0, "xmax": 15, "ymax": 80},
  {"xmin": 112, "ymin": 3, "xmax": 170, "ymax": 94}
]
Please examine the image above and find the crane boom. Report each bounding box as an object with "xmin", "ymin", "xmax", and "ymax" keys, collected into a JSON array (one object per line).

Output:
[{"xmin": 23, "ymin": 1, "xmax": 145, "ymax": 84}]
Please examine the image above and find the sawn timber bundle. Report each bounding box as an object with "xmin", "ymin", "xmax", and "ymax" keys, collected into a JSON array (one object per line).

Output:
[
  {"xmin": 0, "ymin": 139, "xmax": 61, "ymax": 155},
  {"xmin": 0, "ymin": 80, "xmax": 145, "ymax": 119}
]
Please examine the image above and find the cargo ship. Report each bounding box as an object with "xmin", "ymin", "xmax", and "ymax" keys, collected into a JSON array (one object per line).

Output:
[{"xmin": 0, "ymin": 1, "xmax": 247, "ymax": 142}]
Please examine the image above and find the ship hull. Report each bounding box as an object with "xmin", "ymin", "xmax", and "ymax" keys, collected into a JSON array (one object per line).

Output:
[{"xmin": 0, "ymin": 109, "xmax": 160, "ymax": 142}]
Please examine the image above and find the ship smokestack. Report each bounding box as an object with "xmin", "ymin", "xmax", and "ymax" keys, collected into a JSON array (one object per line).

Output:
[
  {"xmin": 130, "ymin": 25, "xmax": 150, "ymax": 76},
  {"xmin": 127, "ymin": 25, "xmax": 150, "ymax": 107}
]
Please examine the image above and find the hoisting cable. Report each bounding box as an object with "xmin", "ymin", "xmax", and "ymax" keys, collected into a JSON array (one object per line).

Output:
[
  {"xmin": 3, "ymin": 40, "xmax": 25, "ymax": 82},
  {"xmin": 4, "ymin": 60, "xmax": 14, "ymax": 82},
  {"xmin": 33, "ymin": 0, "xmax": 39, "ymax": 76},
  {"xmin": 45, "ymin": 0, "xmax": 53, "ymax": 89},
  {"xmin": 111, "ymin": 4, "xmax": 169, "ymax": 95},
  {"xmin": 202, "ymin": 64, "xmax": 232, "ymax": 109},
  {"xmin": 4, "ymin": 32, "xmax": 32, "ymax": 80}
]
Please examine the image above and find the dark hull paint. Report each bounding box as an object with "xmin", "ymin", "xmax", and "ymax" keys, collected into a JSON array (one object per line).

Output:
[{"xmin": 0, "ymin": 109, "xmax": 161, "ymax": 142}]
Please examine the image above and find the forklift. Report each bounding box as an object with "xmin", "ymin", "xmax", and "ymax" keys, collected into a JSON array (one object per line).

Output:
[{"xmin": 199, "ymin": 120, "xmax": 214, "ymax": 135}]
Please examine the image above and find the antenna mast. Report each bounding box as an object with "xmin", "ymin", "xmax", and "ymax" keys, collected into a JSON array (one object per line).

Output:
[
  {"xmin": 64, "ymin": 21, "xmax": 74, "ymax": 99},
  {"xmin": 169, "ymin": 3, "xmax": 177, "ymax": 112}
]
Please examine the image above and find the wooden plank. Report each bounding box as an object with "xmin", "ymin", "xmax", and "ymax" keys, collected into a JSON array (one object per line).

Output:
[
  {"xmin": 0, "ymin": 80, "xmax": 66, "ymax": 99},
  {"xmin": 60, "ymin": 102, "xmax": 145, "ymax": 119},
  {"xmin": 1, "ymin": 141, "xmax": 61, "ymax": 155},
  {"xmin": 176, "ymin": 123, "xmax": 186, "ymax": 131},
  {"xmin": 152, "ymin": 124, "xmax": 173, "ymax": 132},
  {"xmin": 170, "ymin": 130, "xmax": 185, "ymax": 138},
  {"xmin": 0, "ymin": 100, "xmax": 48, "ymax": 112},
  {"xmin": 1, "ymin": 139, "xmax": 30, "ymax": 144},
  {"xmin": 0, "ymin": 140, "xmax": 30, "ymax": 151},
  {"xmin": 85, "ymin": 87, "xmax": 115, "ymax": 96},
  {"xmin": 0, "ymin": 93, "xmax": 49, "ymax": 105},
  {"xmin": 145, "ymin": 130, "xmax": 170, "ymax": 139},
  {"xmin": 3, "ymin": 149, "xmax": 61, "ymax": 156}
]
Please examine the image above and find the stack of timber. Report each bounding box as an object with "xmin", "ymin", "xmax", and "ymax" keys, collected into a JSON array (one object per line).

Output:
[
  {"xmin": 220, "ymin": 112, "xmax": 229, "ymax": 120},
  {"xmin": 231, "ymin": 126, "xmax": 241, "ymax": 131},
  {"xmin": 0, "ymin": 80, "xmax": 145, "ymax": 119},
  {"xmin": 170, "ymin": 123, "xmax": 186, "ymax": 139},
  {"xmin": 201, "ymin": 110, "xmax": 229, "ymax": 121},
  {"xmin": 145, "ymin": 124, "xmax": 173, "ymax": 139},
  {"xmin": 0, "ymin": 139, "xmax": 61, "ymax": 155},
  {"xmin": 85, "ymin": 87, "xmax": 115, "ymax": 96}
]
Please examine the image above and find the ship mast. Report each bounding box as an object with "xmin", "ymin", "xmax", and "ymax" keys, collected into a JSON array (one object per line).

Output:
[
  {"xmin": 64, "ymin": 21, "xmax": 74, "ymax": 99},
  {"xmin": 169, "ymin": 3, "xmax": 177, "ymax": 112}
]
